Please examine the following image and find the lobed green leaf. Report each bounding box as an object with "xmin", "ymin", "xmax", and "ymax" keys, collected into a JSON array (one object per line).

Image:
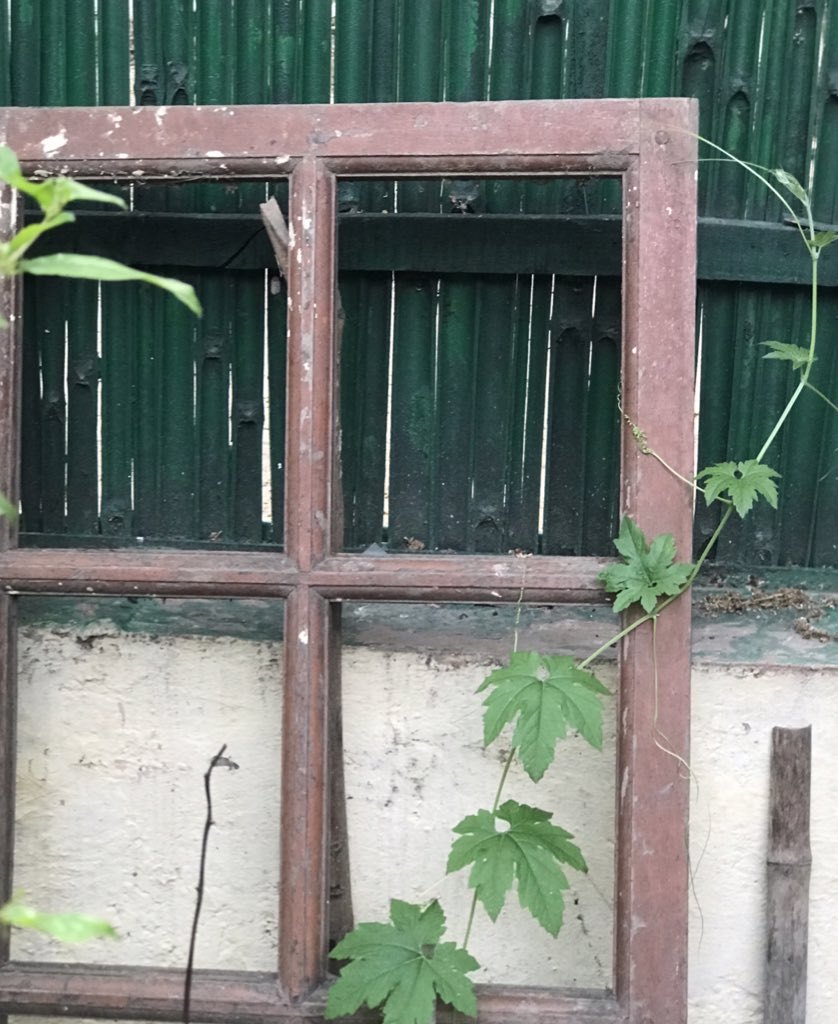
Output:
[
  {"xmin": 478, "ymin": 651, "xmax": 608, "ymax": 780},
  {"xmin": 598, "ymin": 516, "xmax": 693, "ymax": 615},
  {"xmin": 697, "ymin": 460, "xmax": 780, "ymax": 518},
  {"xmin": 326, "ymin": 900, "xmax": 478, "ymax": 1024},
  {"xmin": 447, "ymin": 799, "xmax": 586, "ymax": 937},
  {"xmin": 761, "ymin": 340, "xmax": 814, "ymax": 372}
]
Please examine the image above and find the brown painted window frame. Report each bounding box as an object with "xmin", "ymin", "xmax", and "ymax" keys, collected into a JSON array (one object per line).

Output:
[{"xmin": 0, "ymin": 99, "xmax": 696, "ymax": 1024}]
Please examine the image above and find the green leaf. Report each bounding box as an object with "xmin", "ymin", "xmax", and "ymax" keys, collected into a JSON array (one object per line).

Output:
[
  {"xmin": 769, "ymin": 168, "xmax": 809, "ymax": 206},
  {"xmin": 325, "ymin": 899, "xmax": 478, "ymax": 1024},
  {"xmin": 25, "ymin": 177, "xmax": 126, "ymax": 216},
  {"xmin": 478, "ymin": 651, "xmax": 608, "ymax": 780},
  {"xmin": 598, "ymin": 516, "xmax": 694, "ymax": 615},
  {"xmin": 0, "ymin": 899, "xmax": 116, "ymax": 942},
  {"xmin": 447, "ymin": 800, "xmax": 586, "ymax": 937},
  {"xmin": 761, "ymin": 340, "xmax": 814, "ymax": 372},
  {"xmin": 812, "ymin": 229, "xmax": 838, "ymax": 250},
  {"xmin": 697, "ymin": 459, "xmax": 780, "ymax": 518},
  {"xmin": 18, "ymin": 254, "xmax": 202, "ymax": 316},
  {"xmin": 0, "ymin": 145, "xmax": 31, "ymax": 192}
]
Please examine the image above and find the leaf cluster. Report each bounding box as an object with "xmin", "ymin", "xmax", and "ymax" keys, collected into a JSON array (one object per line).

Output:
[
  {"xmin": 447, "ymin": 799, "xmax": 586, "ymax": 937},
  {"xmin": 598, "ymin": 516, "xmax": 693, "ymax": 614},
  {"xmin": 325, "ymin": 900, "xmax": 478, "ymax": 1024}
]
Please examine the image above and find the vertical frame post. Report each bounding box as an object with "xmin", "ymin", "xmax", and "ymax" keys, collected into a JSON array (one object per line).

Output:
[{"xmin": 617, "ymin": 101, "xmax": 697, "ymax": 1023}]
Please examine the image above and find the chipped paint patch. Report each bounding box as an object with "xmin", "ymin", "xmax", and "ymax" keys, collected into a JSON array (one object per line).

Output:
[
  {"xmin": 298, "ymin": 629, "xmax": 309, "ymax": 645},
  {"xmin": 41, "ymin": 131, "xmax": 68, "ymax": 156},
  {"xmin": 154, "ymin": 107, "xmax": 168, "ymax": 127},
  {"xmin": 206, "ymin": 150, "xmax": 224, "ymax": 158}
]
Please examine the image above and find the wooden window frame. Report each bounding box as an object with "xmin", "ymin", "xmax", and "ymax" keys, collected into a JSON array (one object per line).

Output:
[{"xmin": 0, "ymin": 99, "xmax": 697, "ymax": 1024}]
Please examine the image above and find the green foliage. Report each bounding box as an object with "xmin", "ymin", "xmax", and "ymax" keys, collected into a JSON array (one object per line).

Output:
[
  {"xmin": 478, "ymin": 651, "xmax": 608, "ymax": 781},
  {"xmin": 19, "ymin": 253, "xmax": 202, "ymax": 317},
  {"xmin": 598, "ymin": 516, "xmax": 694, "ymax": 614},
  {"xmin": 768, "ymin": 167, "xmax": 808, "ymax": 207},
  {"xmin": 447, "ymin": 800, "xmax": 586, "ymax": 937},
  {"xmin": 325, "ymin": 900, "xmax": 478, "ymax": 1024},
  {"xmin": 0, "ymin": 143, "xmax": 201, "ymax": 315},
  {"xmin": 0, "ymin": 898, "xmax": 116, "ymax": 942},
  {"xmin": 697, "ymin": 459, "xmax": 780, "ymax": 518},
  {"xmin": 761, "ymin": 340, "xmax": 814, "ymax": 372}
]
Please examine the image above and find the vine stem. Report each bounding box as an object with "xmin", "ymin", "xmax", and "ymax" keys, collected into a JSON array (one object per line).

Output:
[
  {"xmin": 756, "ymin": 253, "xmax": 819, "ymax": 463},
  {"xmin": 462, "ymin": 558, "xmax": 528, "ymax": 952}
]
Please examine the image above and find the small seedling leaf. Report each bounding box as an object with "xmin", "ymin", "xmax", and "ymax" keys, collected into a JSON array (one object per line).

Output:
[
  {"xmin": 325, "ymin": 899, "xmax": 478, "ymax": 1024},
  {"xmin": 769, "ymin": 168, "xmax": 809, "ymax": 206},
  {"xmin": 19, "ymin": 254, "xmax": 202, "ymax": 316},
  {"xmin": 447, "ymin": 799, "xmax": 586, "ymax": 937},
  {"xmin": 761, "ymin": 340, "xmax": 813, "ymax": 371},
  {"xmin": 598, "ymin": 516, "xmax": 693, "ymax": 614},
  {"xmin": 697, "ymin": 460, "xmax": 780, "ymax": 518},
  {"xmin": 812, "ymin": 229, "xmax": 838, "ymax": 250},
  {"xmin": 0, "ymin": 899, "xmax": 116, "ymax": 942},
  {"xmin": 477, "ymin": 651, "xmax": 608, "ymax": 780}
]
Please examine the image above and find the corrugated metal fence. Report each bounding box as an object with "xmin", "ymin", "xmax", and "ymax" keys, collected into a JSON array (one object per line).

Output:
[{"xmin": 1, "ymin": 0, "xmax": 836, "ymax": 565}]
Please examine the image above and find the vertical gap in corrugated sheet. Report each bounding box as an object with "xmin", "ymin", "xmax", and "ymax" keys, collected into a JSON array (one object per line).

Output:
[
  {"xmin": 37, "ymin": 281, "xmax": 67, "ymax": 533},
  {"xmin": 543, "ymin": 279, "xmax": 594, "ymax": 554},
  {"xmin": 64, "ymin": 0, "xmax": 99, "ymax": 536},
  {"xmin": 20, "ymin": 286, "xmax": 42, "ymax": 532},
  {"xmin": 267, "ymin": 269, "xmax": 287, "ymax": 547},
  {"xmin": 99, "ymin": 0, "xmax": 133, "ymax": 537},
  {"xmin": 506, "ymin": 276, "xmax": 550, "ymax": 552},
  {"xmin": 389, "ymin": 275, "xmax": 434, "ymax": 549}
]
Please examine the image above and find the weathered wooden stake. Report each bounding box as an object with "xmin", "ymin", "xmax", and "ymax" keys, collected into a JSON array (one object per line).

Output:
[{"xmin": 765, "ymin": 725, "xmax": 812, "ymax": 1024}]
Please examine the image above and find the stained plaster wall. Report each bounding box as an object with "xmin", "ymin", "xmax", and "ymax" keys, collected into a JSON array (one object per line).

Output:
[{"xmin": 8, "ymin": 599, "xmax": 838, "ymax": 1024}]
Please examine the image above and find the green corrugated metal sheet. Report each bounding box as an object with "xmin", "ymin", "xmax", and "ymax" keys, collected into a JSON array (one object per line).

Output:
[{"xmin": 2, "ymin": 0, "xmax": 837, "ymax": 565}]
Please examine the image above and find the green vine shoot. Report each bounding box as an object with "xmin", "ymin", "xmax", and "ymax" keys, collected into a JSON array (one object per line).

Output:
[{"xmin": 324, "ymin": 140, "xmax": 837, "ymax": 1024}]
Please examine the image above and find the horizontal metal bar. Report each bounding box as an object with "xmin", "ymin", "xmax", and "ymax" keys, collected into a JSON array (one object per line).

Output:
[
  {"xmin": 0, "ymin": 548, "xmax": 610, "ymax": 602},
  {"xmin": 0, "ymin": 964, "xmax": 623, "ymax": 1024},
  {"xmin": 27, "ymin": 210, "xmax": 837, "ymax": 285}
]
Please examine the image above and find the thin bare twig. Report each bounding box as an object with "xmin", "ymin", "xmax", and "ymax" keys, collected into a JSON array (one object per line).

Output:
[{"xmin": 184, "ymin": 744, "xmax": 230, "ymax": 1024}]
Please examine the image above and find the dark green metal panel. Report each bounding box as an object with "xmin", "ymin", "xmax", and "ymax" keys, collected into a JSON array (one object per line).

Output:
[{"xmin": 5, "ymin": 1, "xmax": 838, "ymax": 565}]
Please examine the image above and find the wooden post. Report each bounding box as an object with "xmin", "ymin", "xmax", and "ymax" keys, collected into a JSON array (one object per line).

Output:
[{"xmin": 765, "ymin": 725, "xmax": 812, "ymax": 1024}]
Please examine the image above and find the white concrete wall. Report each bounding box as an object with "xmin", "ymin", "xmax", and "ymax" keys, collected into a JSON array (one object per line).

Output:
[{"xmin": 10, "ymin": 621, "xmax": 838, "ymax": 1022}]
